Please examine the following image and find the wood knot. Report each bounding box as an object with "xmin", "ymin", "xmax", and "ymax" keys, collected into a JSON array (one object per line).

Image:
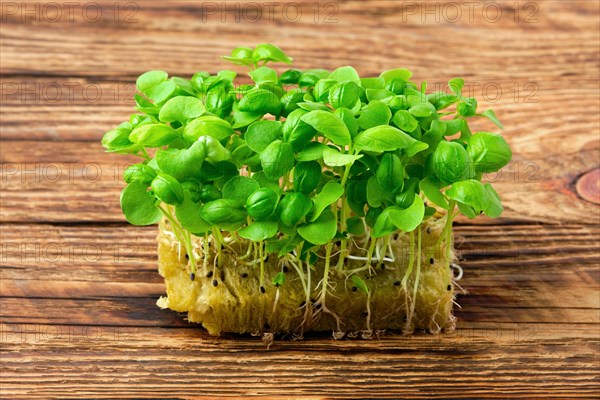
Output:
[{"xmin": 576, "ymin": 168, "xmax": 600, "ymax": 204}]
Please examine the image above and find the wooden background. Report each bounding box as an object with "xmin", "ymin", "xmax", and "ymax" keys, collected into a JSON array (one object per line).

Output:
[{"xmin": 1, "ymin": 0, "xmax": 599, "ymax": 398}]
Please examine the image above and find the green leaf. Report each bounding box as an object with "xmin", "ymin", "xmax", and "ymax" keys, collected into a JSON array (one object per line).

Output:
[
  {"xmin": 298, "ymin": 209, "xmax": 337, "ymax": 245},
  {"xmin": 102, "ymin": 126, "xmax": 140, "ymax": 154},
  {"xmin": 171, "ymin": 77, "xmax": 195, "ymax": 95},
  {"xmin": 366, "ymin": 88, "xmax": 394, "ymax": 102},
  {"xmin": 372, "ymin": 207, "xmax": 396, "ymax": 238},
  {"xmin": 446, "ymin": 179, "xmax": 489, "ymax": 217},
  {"xmin": 387, "ymin": 196, "xmax": 425, "ymax": 232},
  {"xmin": 405, "ymin": 141, "xmax": 429, "ymax": 157},
  {"xmin": 322, "ymin": 147, "xmax": 363, "ymax": 167},
  {"xmin": 151, "ymin": 174, "xmax": 184, "ymax": 205},
  {"xmin": 367, "ymin": 175, "xmax": 386, "ymax": 207},
  {"xmin": 298, "ymin": 101, "xmax": 331, "ymax": 112},
  {"xmin": 272, "ymin": 271, "xmax": 286, "ymax": 287},
  {"xmin": 155, "ymin": 140, "xmax": 206, "ymax": 181},
  {"xmin": 124, "ymin": 163, "xmax": 157, "ymax": 184},
  {"xmin": 120, "ymin": 182, "xmax": 161, "ymax": 226},
  {"xmin": 432, "ymin": 140, "xmax": 473, "ymax": 184},
  {"xmin": 246, "ymin": 188, "xmax": 280, "ymax": 220},
  {"xmin": 298, "ymin": 72, "xmax": 321, "ymax": 88},
  {"xmin": 293, "ymin": 161, "xmax": 322, "ymax": 194},
  {"xmin": 238, "ymin": 219, "xmax": 278, "ymax": 241},
  {"xmin": 328, "ymin": 66, "xmax": 361, "ymax": 84},
  {"xmin": 181, "ymin": 180, "xmax": 202, "ymax": 203},
  {"xmin": 136, "ymin": 70, "xmax": 168, "ymax": 93},
  {"xmin": 448, "ymin": 78, "xmax": 464, "ymax": 97},
  {"xmin": 483, "ymin": 183, "xmax": 503, "ymax": 218},
  {"xmin": 428, "ymin": 92, "xmax": 459, "ymax": 110},
  {"xmin": 357, "ymin": 100, "xmax": 392, "ymax": 130},
  {"xmin": 134, "ymin": 93, "xmax": 159, "ymax": 114},
  {"xmin": 198, "ymin": 185, "xmax": 221, "ymax": 203},
  {"xmin": 351, "ymin": 275, "xmax": 369, "ymax": 293},
  {"xmin": 365, "ymin": 207, "xmax": 382, "ymax": 228},
  {"xmin": 200, "ymin": 199, "xmax": 246, "ymax": 226},
  {"xmin": 421, "ymin": 119, "xmax": 447, "ymax": 152},
  {"xmin": 232, "ymin": 110, "xmax": 263, "ymax": 129},
  {"xmin": 392, "ymin": 110, "xmax": 418, "ymax": 132},
  {"xmin": 245, "ymin": 120, "xmax": 283, "ymax": 153},
  {"xmin": 380, "ymin": 68, "xmax": 412, "ymax": 83},
  {"xmin": 457, "ymin": 202, "xmax": 477, "ymax": 219},
  {"xmin": 361, "ymin": 77, "xmax": 385, "ymax": 89},
  {"xmin": 458, "ymin": 97, "xmax": 478, "ymax": 117},
  {"xmin": 280, "ymin": 89, "xmax": 305, "ymax": 116},
  {"xmin": 467, "ymin": 131, "xmax": 512, "ymax": 173},
  {"xmin": 249, "ymin": 66, "xmax": 278, "ymax": 83},
  {"xmin": 238, "ymin": 88, "xmax": 281, "ymax": 115},
  {"xmin": 419, "ymin": 177, "xmax": 449, "ymax": 209},
  {"xmin": 394, "ymin": 178, "xmax": 418, "ymax": 209},
  {"xmin": 376, "ymin": 153, "xmax": 404, "ymax": 193},
  {"xmin": 183, "ymin": 116, "xmax": 233, "ymax": 143},
  {"xmin": 158, "ymin": 96, "xmax": 205, "ymax": 123},
  {"xmin": 354, "ymin": 125, "xmax": 416, "ymax": 153},
  {"xmin": 346, "ymin": 216, "xmax": 365, "ymax": 235},
  {"xmin": 297, "ymin": 142, "xmax": 328, "ymax": 161},
  {"xmin": 145, "ymin": 80, "xmax": 177, "ymax": 104},
  {"xmin": 279, "ymin": 69, "xmax": 302, "ymax": 84},
  {"xmin": 278, "ymin": 192, "xmax": 312, "ymax": 227},
  {"xmin": 175, "ymin": 192, "xmax": 211, "ymax": 233},
  {"xmin": 310, "ymin": 181, "xmax": 344, "ymax": 222},
  {"xmin": 206, "ymin": 82, "xmax": 234, "ymax": 118},
  {"xmin": 447, "ymin": 179, "xmax": 504, "ymax": 218},
  {"xmin": 252, "ymin": 43, "xmax": 293, "ymax": 64},
  {"xmin": 480, "ymin": 109, "xmax": 504, "ymax": 129},
  {"xmin": 386, "ymin": 79, "xmax": 407, "ymax": 95},
  {"xmin": 260, "ymin": 140, "xmax": 295, "ymax": 181},
  {"xmin": 329, "ymin": 81, "xmax": 360, "ymax": 109},
  {"xmin": 409, "ymin": 102, "xmax": 436, "ymax": 118},
  {"xmin": 252, "ymin": 172, "xmax": 282, "ymax": 195},
  {"xmin": 443, "ymin": 119, "xmax": 464, "ymax": 135},
  {"xmin": 313, "ymin": 79, "xmax": 338, "ymax": 102},
  {"xmin": 129, "ymin": 123, "xmax": 179, "ymax": 147},
  {"xmin": 300, "ymin": 110, "xmax": 351, "ymax": 146},
  {"xmin": 222, "ymin": 176, "xmax": 260, "ymax": 203},
  {"xmin": 334, "ymin": 107, "xmax": 359, "ymax": 138},
  {"xmin": 222, "ymin": 46, "xmax": 254, "ymax": 65},
  {"xmin": 197, "ymin": 135, "xmax": 231, "ymax": 162},
  {"xmin": 283, "ymin": 109, "xmax": 317, "ymax": 152}
]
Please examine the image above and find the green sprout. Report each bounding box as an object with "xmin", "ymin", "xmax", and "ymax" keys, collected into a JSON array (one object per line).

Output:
[{"xmin": 103, "ymin": 43, "xmax": 512, "ymax": 335}]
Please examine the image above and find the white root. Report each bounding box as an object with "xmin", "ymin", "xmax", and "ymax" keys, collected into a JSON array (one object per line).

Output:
[{"xmin": 451, "ymin": 263, "xmax": 464, "ymax": 281}]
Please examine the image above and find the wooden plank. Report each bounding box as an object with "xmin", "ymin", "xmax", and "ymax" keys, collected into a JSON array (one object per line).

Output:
[
  {"xmin": 1, "ymin": 139, "xmax": 598, "ymax": 223},
  {"xmin": 1, "ymin": 1, "xmax": 598, "ymax": 80},
  {"xmin": 0, "ymin": 324, "xmax": 598, "ymax": 399}
]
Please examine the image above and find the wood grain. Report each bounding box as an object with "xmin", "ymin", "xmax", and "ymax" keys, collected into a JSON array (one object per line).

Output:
[{"xmin": 1, "ymin": 0, "xmax": 599, "ymax": 398}]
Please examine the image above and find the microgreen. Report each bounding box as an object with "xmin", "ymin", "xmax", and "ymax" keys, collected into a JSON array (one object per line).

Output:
[{"xmin": 103, "ymin": 44, "xmax": 512, "ymax": 315}]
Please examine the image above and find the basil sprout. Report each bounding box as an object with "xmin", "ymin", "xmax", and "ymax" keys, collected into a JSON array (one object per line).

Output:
[
  {"xmin": 200, "ymin": 199, "xmax": 246, "ymax": 226},
  {"xmin": 432, "ymin": 141, "xmax": 473, "ymax": 184},
  {"xmin": 151, "ymin": 174, "xmax": 184, "ymax": 205},
  {"xmin": 107, "ymin": 44, "xmax": 512, "ymax": 304},
  {"xmin": 120, "ymin": 182, "xmax": 161, "ymax": 226},
  {"xmin": 277, "ymin": 192, "xmax": 312, "ymax": 228},
  {"xmin": 260, "ymin": 140, "xmax": 295, "ymax": 181},
  {"xmin": 293, "ymin": 161, "xmax": 321, "ymax": 194},
  {"xmin": 246, "ymin": 188, "xmax": 279, "ymax": 220},
  {"xmin": 124, "ymin": 163, "xmax": 157, "ymax": 184},
  {"xmin": 467, "ymin": 132, "xmax": 512, "ymax": 173}
]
